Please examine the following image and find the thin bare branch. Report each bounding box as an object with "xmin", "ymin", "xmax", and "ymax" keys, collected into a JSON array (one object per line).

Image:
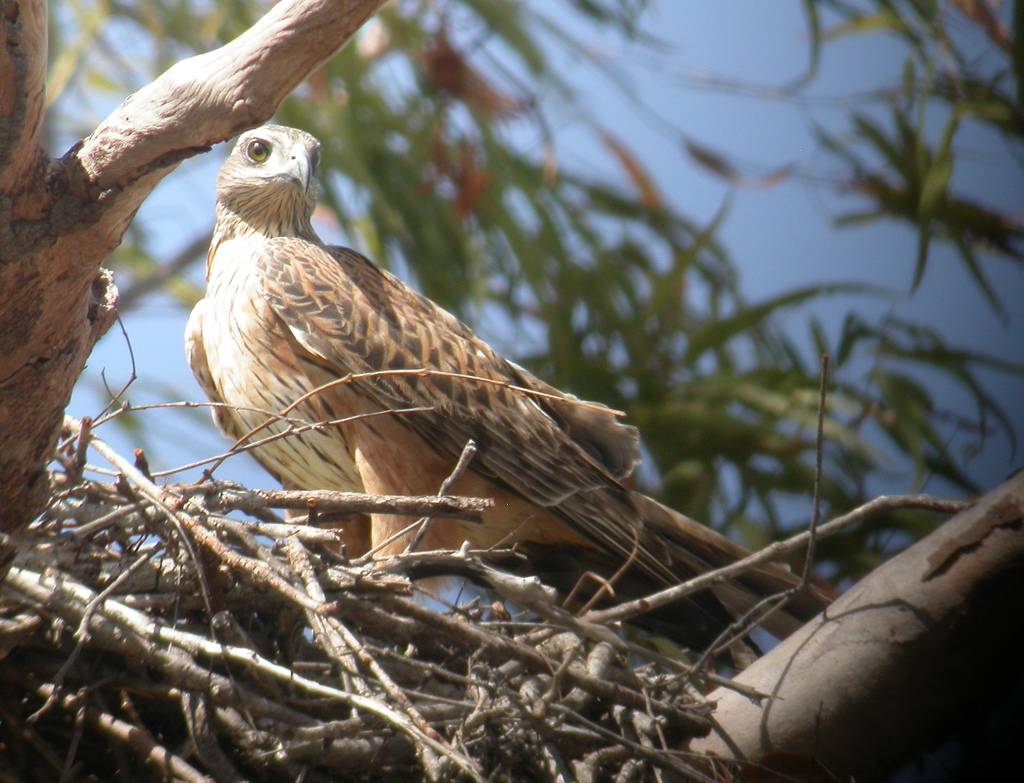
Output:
[{"xmin": 585, "ymin": 493, "xmax": 969, "ymax": 627}]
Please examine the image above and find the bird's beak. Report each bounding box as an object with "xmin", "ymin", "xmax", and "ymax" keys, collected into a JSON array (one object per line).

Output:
[{"xmin": 283, "ymin": 154, "xmax": 314, "ymax": 193}]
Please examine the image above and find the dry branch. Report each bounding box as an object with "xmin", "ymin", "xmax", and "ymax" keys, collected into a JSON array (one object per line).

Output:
[
  {"xmin": 203, "ymin": 483, "xmax": 492, "ymax": 521},
  {"xmin": 1, "ymin": 427, "xmax": 726, "ymax": 782},
  {"xmin": 0, "ymin": 409, "xmax": 999, "ymax": 780},
  {"xmin": 691, "ymin": 470, "xmax": 1024, "ymax": 781}
]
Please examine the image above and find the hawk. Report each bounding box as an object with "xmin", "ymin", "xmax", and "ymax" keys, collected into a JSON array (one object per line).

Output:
[{"xmin": 187, "ymin": 125, "xmax": 829, "ymax": 650}]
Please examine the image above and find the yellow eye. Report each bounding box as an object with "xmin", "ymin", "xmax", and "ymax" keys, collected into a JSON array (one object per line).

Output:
[{"xmin": 246, "ymin": 139, "xmax": 271, "ymax": 163}]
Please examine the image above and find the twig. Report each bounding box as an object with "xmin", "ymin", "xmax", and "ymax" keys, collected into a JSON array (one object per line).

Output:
[
  {"xmin": 701, "ymin": 354, "xmax": 833, "ymax": 662},
  {"xmin": 64, "ymin": 416, "xmax": 339, "ymax": 616},
  {"xmin": 266, "ymin": 367, "xmax": 628, "ymax": 419},
  {"xmin": 182, "ymin": 406, "xmax": 437, "ymax": 478},
  {"xmin": 205, "ymin": 514, "xmax": 350, "ymax": 544},
  {"xmin": 584, "ymin": 493, "xmax": 969, "ymax": 628},
  {"xmin": 406, "ymin": 439, "xmax": 478, "ymax": 554},
  {"xmin": 284, "ymin": 536, "xmax": 371, "ymax": 697},
  {"xmin": 285, "ymin": 538, "xmax": 475, "ymax": 778},
  {"xmin": 168, "ymin": 476, "xmax": 491, "ymax": 522},
  {"xmin": 12, "ymin": 421, "xmax": 863, "ymax": 780},
  {"xmin": 181, "ymin": 692, "xmax": 246, "ymax": 783},
  {"xmin": 29, "ymin": 547, "xmax": 157, "ymax": 723},
  {"xmin": 804, "ymin": 354, "xmax": 829, "ymax": 583},
  {"xmin": 373, "ymin": 589, "xmax": 713, "ymax": 736},
  {"xmin": 33, "ymin": 681, "xmax": 215, "ymax": 783},
  {"xmin": 574, "ymin": 528, "xmax": 641, "ymax": 615},
  {"xmin": 5, "ymin": 565, "xmax": 482, "ymax": 779},
  {"xmin": 70, "ymin": 417, "xmax": 92, "ymax": 484}
]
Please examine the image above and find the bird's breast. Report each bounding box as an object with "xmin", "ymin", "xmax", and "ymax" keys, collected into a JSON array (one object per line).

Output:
[{"xmin": 198, "ymin": 238, "xmax": 362, "ymax": 491}]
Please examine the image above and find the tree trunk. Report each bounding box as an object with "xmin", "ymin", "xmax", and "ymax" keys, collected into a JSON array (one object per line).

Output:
[
  {"xmin": 691, "ymin": 470, "xmax": 1024, "ymax": 781},
  {"xmin": 0, "ymin": 0, "xmax": 387, "ymax": 532}
]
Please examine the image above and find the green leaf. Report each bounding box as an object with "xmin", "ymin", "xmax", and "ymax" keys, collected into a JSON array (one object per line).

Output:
[
  {"xmin": 683, "ymin": 283, "xmax": 885, "ymax": 366},
  {"xmin": 917, "ymin": 108, "xmax": 959, "ymax": 221},
  {"xmin": 853, "ymin": 113, "xmax": 911, "ymax": 180},
  {"xmin": 823, "ymin": 10, "xmax": 907, "ymax": 40},
  {"xmin": 951, "ymin": 234, "xmax": 1006, "ymax": 320},
  {"xmin": 911, "ymin": 222, "xmax": 931, "ymax": 292}
]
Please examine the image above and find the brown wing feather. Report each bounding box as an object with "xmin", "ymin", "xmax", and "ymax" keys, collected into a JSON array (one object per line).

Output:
[
  {"xmin": 511, "ymin": 370, "xmax": 641, "ymax": 480},
  {"xmin": 254, "ymin": 239, "xmax": 667, "ymax": 572},
  {"xmin": 255, "ymin": 241, "xmax": 615, "ymax": 499}
]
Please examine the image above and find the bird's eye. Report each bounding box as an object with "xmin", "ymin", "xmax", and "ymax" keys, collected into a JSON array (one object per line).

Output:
[
  {"xmin": 246, "ymin": 139, "xmax": 272, "ymax": 164},
  {"xmin": 311, "ymin": 149, "xmax": 322, "ymax": 172}
]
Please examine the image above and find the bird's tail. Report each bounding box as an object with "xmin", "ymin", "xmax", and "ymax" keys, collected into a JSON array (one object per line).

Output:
[{"xmin": 633, "ymin": 494, "xmax": 834, "ymax": 641}]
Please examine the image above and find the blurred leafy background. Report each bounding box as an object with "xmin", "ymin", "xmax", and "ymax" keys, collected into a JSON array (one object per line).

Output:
[{"xmin": 55, "ymin": 0, "xmax": 1024, "ymax": 583}]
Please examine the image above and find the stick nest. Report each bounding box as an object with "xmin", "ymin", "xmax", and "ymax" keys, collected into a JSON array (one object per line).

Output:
[{"xmin": 0, "ymin": 421, "xmax": 737, "ymax": 783}]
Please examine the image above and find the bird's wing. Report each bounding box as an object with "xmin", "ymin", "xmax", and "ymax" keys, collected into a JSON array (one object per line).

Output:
[
  {"xmin": 509, "ymin": 368, "xmax": 641, "ymax": 480},
  {"xmin": 185, "ymin": 298, "xmax": 247, "ymax": 442},
  {"xmin": 323, "ymin": 244, "xmax": 642, "ymax": 485},
  {"xmin": 253, "ymin": 238, "xmax": 647, "ymax": 563}
]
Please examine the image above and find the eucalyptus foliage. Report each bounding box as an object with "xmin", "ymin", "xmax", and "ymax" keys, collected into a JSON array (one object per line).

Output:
[{"xmin": 53, "ymin": 0, "xmax": 1022, "ymax": 580}]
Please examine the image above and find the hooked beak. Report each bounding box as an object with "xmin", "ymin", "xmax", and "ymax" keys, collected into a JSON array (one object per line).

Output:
[{"xmin": 282, "ymin": 153, "xmax": 314, "ymax": 193}]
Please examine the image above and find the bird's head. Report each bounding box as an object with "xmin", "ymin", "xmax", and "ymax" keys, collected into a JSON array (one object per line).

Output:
[{"xmin": 214, "ymin": 125, "xmax": 322, "ymax": 238}]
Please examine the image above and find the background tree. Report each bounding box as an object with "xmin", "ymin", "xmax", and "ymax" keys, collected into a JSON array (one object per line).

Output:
[
  {"xmin": 60, "ymin": 0, "xmax": 1023, "ymax": 576},
  {"xmin": 2, "ymin": 0, "xmax": 1022, "ymax": 780}
]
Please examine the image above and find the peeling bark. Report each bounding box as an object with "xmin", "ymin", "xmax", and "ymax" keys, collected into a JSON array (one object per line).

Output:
[
  {"xmin": 0, "ymin": 0, "xmax": 387, "ymax": 531},
  {"xmin": 691, "ymin": 471, "xmax": 1024, "ymax": 781}
]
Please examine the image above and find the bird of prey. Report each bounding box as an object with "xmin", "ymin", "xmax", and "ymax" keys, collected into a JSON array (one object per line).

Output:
[{"xmin": 187, "ymin": 125, "xmax": 830, "ymax": 651}]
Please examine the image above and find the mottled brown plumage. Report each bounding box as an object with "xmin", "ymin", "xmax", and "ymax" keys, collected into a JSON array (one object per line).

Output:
[{"xmin": 187, "ymin": 125, "xmax": 830, "ymax": 650}]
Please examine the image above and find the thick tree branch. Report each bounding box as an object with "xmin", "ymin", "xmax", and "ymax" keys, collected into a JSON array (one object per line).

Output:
[
  {"xmin": 0, "ymin": 0, "xmax": 387, "ymax": 532},
  {"xmin": 78, "ymin": 0, "xmax": 388, "ymax": 244},
  {"xmin": 691, "ymin": 471, "xmax": 1024, "ymax": 781},
  {"xmin": 0, "ymin": 0, "xmax": 47, "ymax": 192}
]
